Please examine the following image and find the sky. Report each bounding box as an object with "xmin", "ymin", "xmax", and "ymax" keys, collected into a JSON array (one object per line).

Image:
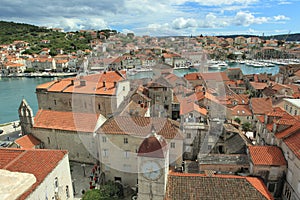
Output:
[{"xmin": 0, "ymin": 0, "xmax": 299, "ymax": 37}]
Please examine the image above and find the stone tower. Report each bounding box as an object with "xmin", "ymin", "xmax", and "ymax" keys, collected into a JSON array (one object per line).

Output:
[
  {"xmin": 18, "ymin": 99, "xmax": 34, "ymax": 135},
  {"xmin": 137, "ymin": 127, "xmax": 169, "ymax": 200}
]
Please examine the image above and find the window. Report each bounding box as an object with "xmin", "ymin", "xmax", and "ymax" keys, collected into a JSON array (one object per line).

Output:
[
  {"xmin": 47, "ymin": 137, "xmax": 50, "ymax": 144},
  {"xmin": 187, "ymin": 133, "xmax": 191, "ymax": 139},
  {"xmin": 123, "ymin": 86, "xmax": 125, "ymax": 91},
  {"xmin": 54, "ymin": 177, "xmax": 58, "ymax": 188},
  {"xmin": 298, "ymin": 181, "xmax": 300, "ymax": 194},
  {"xmin": 124, "ymin": 138, "xmax": 128, "ymax": 144},
  {"xmin": 54, "ymin": 100, "xmax": 57, "ymax": 105},
  {"xmin": 66, "ymin": 185, "xmax": 70, "ymax": 198},
  {"xmin": 171, "ymin": 142, "xmax": 175, "ymax": 148},
  {"xmin": 102, "ymin": 136, "xmax": 107, "ymax": 143},
  {"xmin": 98, "ymin": 104, "xmax": 101, "ymax": 110},
  {"xmin": 268, "ymin": 182, "xmax": 276, "ymax": 193},
  {"xmin": 103, "ymin": 149, "xmax": 109, "ymax": 157},
  {"xmin": 68, "ymin": 100, "xmax": 72, "ymax": 107},
  {"xmin": 295, "ymin": 110, "xmax": 298, "ymax": 115},
  {"xmin": 124, "ymin": 150, "xmax": 130, "ymax": 158}
]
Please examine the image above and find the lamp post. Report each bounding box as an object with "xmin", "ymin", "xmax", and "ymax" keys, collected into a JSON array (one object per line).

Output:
[{"xmin": 81, "ymin": 164, "xmax": 86, "ymax": 177}]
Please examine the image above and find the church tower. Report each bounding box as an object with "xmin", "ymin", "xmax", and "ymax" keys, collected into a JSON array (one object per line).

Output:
[
  {"xmin": 18, "ymin": 99, "xmax": 34, "ymax": 135},
  {"xmin": 137, "ymin": 127, "xmax": 169, "ymax": 200}
]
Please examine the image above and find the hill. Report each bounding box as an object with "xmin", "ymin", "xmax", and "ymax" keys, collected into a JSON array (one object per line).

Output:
[{"xmin": 0, "ymin": 21, "xmax": 117, "ymax": 55}]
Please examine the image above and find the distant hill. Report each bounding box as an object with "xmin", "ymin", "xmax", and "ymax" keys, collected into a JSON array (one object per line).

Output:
[
  {"xmin": 0, "ymin": 21, "xmax": 117, "ymax": 55},
  {"xmin": 216, "ymin": 33, "xmax": 300, "ymax": 42}
]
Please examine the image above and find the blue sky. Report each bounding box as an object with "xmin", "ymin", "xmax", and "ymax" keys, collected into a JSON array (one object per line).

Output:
[{"xmin": 0, "ymin": 0, "xmax": 299, "ymax": 36}]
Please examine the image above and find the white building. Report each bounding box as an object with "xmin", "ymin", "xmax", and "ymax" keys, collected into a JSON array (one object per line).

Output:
[{"xmin": 0, "ymin": 148, "xmax": 74, "ymax": 200}]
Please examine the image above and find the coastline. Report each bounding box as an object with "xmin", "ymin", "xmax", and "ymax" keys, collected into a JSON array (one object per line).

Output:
[{"xmin": 0, "ymin": 72, "xmax": 77, "ymax": 78}]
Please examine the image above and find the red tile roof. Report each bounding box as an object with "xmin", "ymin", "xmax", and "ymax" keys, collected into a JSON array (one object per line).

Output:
[
  {"xmin": 275, "ymin": 122, "xmax": 300, "ymax": 139},
  {"xmin": 230, "ymin": 105, "xmax": 252, "ymax": 116},
  {"xmin": 250, "ymin": 82, "xmax": 268, "ymax": 90},
  {"xmin": 0, "ymin": 148, "xmax": 67, "ymax": 200},
  {"xmin": 14, "ymin": 134, "xmax": 41, "ymax": 149},
  {"xmin": 137, "ymin": 134, "xmax": 167, "ymax": 158},
  {"xmin": 97, "ymin": 116, "xmax": 183, "ymax": 139},
  {"xmin": 34, "ymin": 109, "xmax": 99, "ymax": 132},
  {"xmin": 283, "ymin": 131, "xmax": 300, "ymax": 159},
  {"xmin": 248, "ymin": 146, "xmax": 286, "ymax": 166},
  {"xmin": 199, "ymin": 71, "xmax": 230, "ymax": 82},
  {"xmin": 180, "ymin": 97, "xmax": 207, "ymax": 116},
  {"xmin": 37, "ymin": 71, "xmax": 126, "ymax": 95},
  {"xmin": 166, "ymin": 172, "xmax": 273, "ymax": 200},
  {"xmin": 251, "ymin": 98, "xmax": 273, "ymax": 115}
]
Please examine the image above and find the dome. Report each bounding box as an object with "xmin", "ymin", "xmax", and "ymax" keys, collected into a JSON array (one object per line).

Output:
[{"xmin": 137, "ymin": 134, "xmax": 167, "ymax": 158}]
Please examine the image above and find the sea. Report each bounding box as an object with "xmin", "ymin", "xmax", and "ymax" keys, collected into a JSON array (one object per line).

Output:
[{"xmin": 0, "ymin": 62, "xmax": 279, "ymax": 124}]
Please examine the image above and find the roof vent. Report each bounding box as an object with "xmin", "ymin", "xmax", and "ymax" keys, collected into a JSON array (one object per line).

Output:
[{"xmin": 80, "ymin": 79, "xmax": 86, "ymax": 86}]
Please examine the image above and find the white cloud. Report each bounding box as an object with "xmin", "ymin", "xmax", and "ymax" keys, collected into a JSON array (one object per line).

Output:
[
  {"xmin": 172, "ymin": 17, "xmax": 198, "ymax": 29},
  {"xmin": 273, "ymin": 15, "xmax": 290, "ymax": 21},
  {"xmin": 233, "ymin": 11, "xmax": 269, "ymax": 26}
]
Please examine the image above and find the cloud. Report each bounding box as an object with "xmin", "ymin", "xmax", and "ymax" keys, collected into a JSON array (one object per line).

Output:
[
  {"xmin": 0, "ymin": 0, "xmax": 295, "ymax": 36},
  {"xmin": 172, "ymin": 18, "xmax": 198, "ymax": 29},
  {"xmin": 233, "ymin": 11, "xmax": 269, "ymax": 26},
  {"xmin": 273, "ymin": 15, "xmax": 290, "ymax": 21}
]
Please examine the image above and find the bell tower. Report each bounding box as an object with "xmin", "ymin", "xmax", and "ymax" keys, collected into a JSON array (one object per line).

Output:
[
  {"xmin": 18, "ymin": 99, "xmax": 34, "ymax": 135},
  {"xmin": 137, "ymin": 126, "xmax": 169, "ymax": 200}
]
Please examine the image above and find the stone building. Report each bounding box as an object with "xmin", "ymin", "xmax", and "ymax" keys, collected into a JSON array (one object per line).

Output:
[
  {"xmin": 95, "ymin": 116, "xmax": 183, "ymax": 187},
  {"xmin": 248, "ymin": 146, "xmax": 287, "ymax": 198},
  {"xmin": 0, "ymin": 148, "xmax": 73, "ymax": 200},
  {"xmin": 35, "ymin": 71, "xmax": 130, "ymax": 118}
]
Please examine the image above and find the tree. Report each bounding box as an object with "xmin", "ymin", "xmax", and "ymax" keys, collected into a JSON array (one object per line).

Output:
[
  {"xmin": 242, "ymin": 122, "xmax": 252, "ymax": 132},
  {"xmin": 234, "ymin": 118, "xmax": 241, "ymax": 124},
  {"xmin": 81, "ymin": 181, "xmax": 122, "ymax": 200}
]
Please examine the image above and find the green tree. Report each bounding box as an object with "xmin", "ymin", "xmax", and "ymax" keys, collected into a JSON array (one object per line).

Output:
[
  {"xmin": 242, "ymin": 122, "xmax": 252, "ymax": 132},
  {"xmin": 82, "ymin": 181, "xmax": 122, "ymax": 200},
  {"xmin": 234, "ymin": 118, "xmax": 241, "ymax": 124}
]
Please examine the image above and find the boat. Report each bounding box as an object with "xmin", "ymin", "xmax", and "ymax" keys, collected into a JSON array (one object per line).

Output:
[{"xmin": 208, "ymin": 61, "xmax": 228, "ymax": 70}]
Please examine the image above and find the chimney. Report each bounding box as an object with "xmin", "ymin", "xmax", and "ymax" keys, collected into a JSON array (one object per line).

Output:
[
  {"xmin": 113, "ymin": 81, "xmax": 117, "ymax": 88},
  {"xmin": 103, "ymin": 81, "xmax": 106, "ymax": 87},
  {"xmin": 71, "ymin": 80, "xmax": 74, "ymax": 85},
  {"xmin": 80, "ymin": 79, "xmax": 86, "ymax": 86}
]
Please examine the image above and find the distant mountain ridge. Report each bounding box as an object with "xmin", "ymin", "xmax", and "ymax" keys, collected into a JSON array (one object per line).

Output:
[{"xmin": 0, "ymin": 20, "xmax": 299, "ymax": 43}]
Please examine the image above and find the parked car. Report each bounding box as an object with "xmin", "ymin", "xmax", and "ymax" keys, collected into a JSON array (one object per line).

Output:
[{"xmin": 0, "ymin": 129, "xmax": 3, "ymax": 134}]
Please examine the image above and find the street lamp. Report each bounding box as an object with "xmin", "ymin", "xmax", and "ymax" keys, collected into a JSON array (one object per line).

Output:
[{"xmin": 81, "ymin": 164, "xmax": 86, "ymax": 177}]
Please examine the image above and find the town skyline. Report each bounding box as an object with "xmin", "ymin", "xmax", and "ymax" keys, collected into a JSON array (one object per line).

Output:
[{"xmin": 0, "ymin": 0, "xmax": 299, "ymax": 37}]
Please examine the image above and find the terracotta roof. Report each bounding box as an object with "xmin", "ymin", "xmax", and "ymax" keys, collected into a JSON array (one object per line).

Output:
[
  {"xmin": 0, "ymin": 148, "xmax": 67, "ymax": 200},
  {"xmin": 137, "ymin": 134, "xmax": 167, "ymax": 158},
  {"xmin": 166, "ymin": 172, "xmax": 273, "ymax": 200},
  {"xmin": 199, "ymin": 71, "xmax": 230, "ymax": 82},
  {"xmin": 275, "ymin": 122, "xmax": 300, "ymax": 139},
  {"xmin": 38, "ymin": 71, "xmax": 126, "ymax": 95},
  {"xmin": 183, "ymin": 72, "xmax": 200, "ymax": 81},
  {"xmin": 230, "ymin": 105, "xmax": 252, "ymax": 116},
  {"xmin": 97, "ymin": 116, "xmax": 183, "ymax": 139},
  {"xmin": 283, "ymin": 131, "xmax": 300, "ymax": 159},
  {"xmin": 248, "ymin": 146, "xmax": 286, "ymax": 166},
  {"xmin": 251, "ymin": 98, "xmax": 273, "ymax": 115},
  {"xmin": 14, "ymin": 134, "xmax": 41, "ymax": 149},
  {"xmin": 34, "ymin": 109, "xmax": 99, "ymax": 132},
  {"xmin": 36, "ymin": 80, "xmax": 57, "ymax": 89},
  {"xmin": 180, "ymin": 97, "xmax": 207, "ymax": 116},
  {"xmin": 250, "ymin": 82, "xmax": 268, "ymax": 90}
]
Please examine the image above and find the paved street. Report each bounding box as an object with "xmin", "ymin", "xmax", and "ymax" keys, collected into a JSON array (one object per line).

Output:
[
  {"xmin": 0, "ymin": 121, "xmax": 21, "ymax": 146},
  {"xmin": 70, "ymin": 162, "xmax": 94, "ymax": 199}
]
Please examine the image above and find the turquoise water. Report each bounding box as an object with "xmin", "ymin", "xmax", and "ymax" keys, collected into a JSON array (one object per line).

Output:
[
  {"xmin": 0, "ymin": 77, "xmax": 54, "ymax": 124},
  {"xmin": 0, "ymin": 64, "xmax": 279, "ymax": 124}
]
